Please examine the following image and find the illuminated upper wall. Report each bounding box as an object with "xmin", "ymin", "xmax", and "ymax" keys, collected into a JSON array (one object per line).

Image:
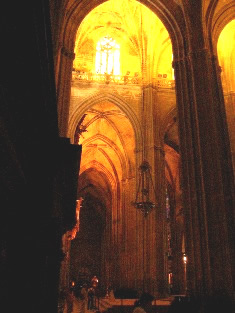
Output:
[
  {"xmin": 217, "ymin": 19, "xmax": 235, "ymax": 94},
  {"xmin": 73, "ymin": 0, "xmax": 173, "ymax": 80}
]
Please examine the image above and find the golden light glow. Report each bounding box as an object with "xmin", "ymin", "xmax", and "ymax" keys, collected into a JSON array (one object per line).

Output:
[
  {"xmin": 71, "ymin": 2, "xmax": 175, "ymax": 216},
  {"xmin": 73, "ymin": 0, "xmax": 173, "ymax": 79},
  {"xmin": 71, "ymin": 1, "xmax": 174, "ymax": 217},
  {"xmin": 70, "ymin": 0, "xmax": 177, "ymax": 290},
  {"xmin": 217, "ymin": 19, "xmax": 235, "ymax": 93}
]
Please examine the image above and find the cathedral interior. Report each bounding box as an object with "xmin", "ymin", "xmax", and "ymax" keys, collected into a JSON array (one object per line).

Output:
[{"xmin": 0, "ymin": 1, "xmax": 234, "ymax": 312}]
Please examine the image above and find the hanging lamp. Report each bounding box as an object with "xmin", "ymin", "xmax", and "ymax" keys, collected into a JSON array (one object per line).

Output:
[{"xmin": 132, "ymin": 160, "xmax": 156, "ymax": 217}]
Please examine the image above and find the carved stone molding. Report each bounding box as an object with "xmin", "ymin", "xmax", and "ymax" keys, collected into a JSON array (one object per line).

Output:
[{"xmin": 61, "ymin": 46, "xmax": 75, "ymax": 60}]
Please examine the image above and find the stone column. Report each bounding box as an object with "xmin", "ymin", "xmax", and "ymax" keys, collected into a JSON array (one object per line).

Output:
[
  {"xmin": 173, "ymin": 47, "xmax": 235, "ymax": 299},
  {"xmin": 153, "ymin": 144, "xmax": 168, "ymax": 298},
  {"xmin": 57, "ymin": 46, "xmax": 75, "ymax": 137},
  {"xmin": 171, "ymin": 208, "xmax": 185, "ymax": 294},
  {"xmin": 140, "ymin": 83, "xmax": 168, "ymax": 298}
]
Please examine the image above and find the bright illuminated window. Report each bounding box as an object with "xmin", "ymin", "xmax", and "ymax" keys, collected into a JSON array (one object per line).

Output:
[{"xmin": 95, "ymin": 36, "xmax": 120, "ymax": 75}]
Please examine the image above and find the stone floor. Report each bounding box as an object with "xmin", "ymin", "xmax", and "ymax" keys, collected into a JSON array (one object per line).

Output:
[{"xmin": 71, "ymin": 296, "xmax": 172, "ymax": 313}]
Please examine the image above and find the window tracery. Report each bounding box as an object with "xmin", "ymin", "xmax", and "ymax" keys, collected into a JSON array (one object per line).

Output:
[{"xmin": 95, "ymin": 36, "xmax": 120, "ymax": 75}]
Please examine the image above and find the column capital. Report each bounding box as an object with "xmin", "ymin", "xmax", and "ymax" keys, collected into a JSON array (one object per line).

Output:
[
  {"xmin": 210, "ymin": 54, "xmax": 222, "ymax": 74},
  {"xmin": 172, "ymin": 58, "xmax": 184, "ymax": 69},
  {"xmin": 173, "ymin": 48, "xmax": 209, "ymax": 66},
  {"xmin": 61, "ymin": 46, "xmax": 75, "ymax": 60}
]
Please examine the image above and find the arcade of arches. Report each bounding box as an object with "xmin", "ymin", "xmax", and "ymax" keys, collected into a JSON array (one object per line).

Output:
[{"xmin": 50, "ymin": 0, "xmax": 235, "ymax": 301}]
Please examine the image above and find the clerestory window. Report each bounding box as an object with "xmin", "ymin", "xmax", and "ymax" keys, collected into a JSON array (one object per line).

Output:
[{"xmin": 95, "ymin": 36, "xmax": 120, "ymax": 75}]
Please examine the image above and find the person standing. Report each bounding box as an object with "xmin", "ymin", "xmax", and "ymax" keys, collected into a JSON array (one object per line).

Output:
[
  {"xmin": 90, "ymin": 276, "xmax": 99, "ymax": 309},
  {"xmin": 80, "ymin": 283, "xmax": 88, "ymax": 313},
  {"xmin": 87, "ymin": 286, "xmax": 95, "ymax": 310}
]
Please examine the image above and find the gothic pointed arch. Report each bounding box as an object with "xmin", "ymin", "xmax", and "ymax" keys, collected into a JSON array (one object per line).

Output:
[
  {"xmin": 71, "ymin": 164, "xmax": 114, "ymax": 286},
  {"xmin": 81, "ymin": 133, "xmax": 127, "ymax": 181},
  {"xmin": 207, "ymin": 1, "xmax": 235, "ymax": 48},
  {"xmin": 69, "ymin": 92, "xmax": 143, "ymax": 154},
  {"xmin": 56, "ymin": 0, "xmax": 186, "ymax": 60}
]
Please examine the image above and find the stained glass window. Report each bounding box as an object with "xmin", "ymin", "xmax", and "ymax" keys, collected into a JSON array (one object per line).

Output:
[{"xmin": 95, "ymin": 36, "xmax": 120, "ymax": 75}]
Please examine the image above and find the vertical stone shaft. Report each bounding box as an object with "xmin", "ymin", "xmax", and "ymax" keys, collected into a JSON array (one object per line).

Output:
[
  {"xmin": 57, "ymin": 46, "xmax": 75, "ymax": 137},
  {"xmin": 141, "ymin": 84, "xmax": 168, "ymax": 297},
  {"xmin": 174, "ymin": 46, "xmax": 235, "ymax": 298}
]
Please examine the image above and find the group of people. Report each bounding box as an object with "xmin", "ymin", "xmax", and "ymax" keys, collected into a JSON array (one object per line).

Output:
[
  {"xmin": 79, "ymin": 283, "xmax": 96, "ymax": 311},
  {"xmin": 58, "ymin": 275, "xmax": 99, "ymax": 313},
  {"xmin": 77, "ymin": 275, "xmax": 99, "ymax": 312}
]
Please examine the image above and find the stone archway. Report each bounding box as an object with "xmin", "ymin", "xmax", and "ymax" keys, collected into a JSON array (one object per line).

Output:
[
  {"xmin": 51, "ymin": 0, "xmax": 184, "ymax": 137},
  {"xmin": 70, "ymin": 167, "xmax": 112, "ymax": 291},
  {"xmin": 52, "ymin": 0, "xmax": 235, "ymax": 300},
  {"xmin": 60, "ymin": 0, "xmax": 180, "ymax": 297},
  {"xmin": 71, "ymin": 97, "xmax": 139, "ymax": 291}
]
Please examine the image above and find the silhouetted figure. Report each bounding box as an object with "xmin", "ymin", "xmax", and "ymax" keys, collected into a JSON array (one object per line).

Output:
[
  {"xmin": 88, "ymin": 286, "xmax": 95, "ymax": 310},
  {"xmin": 79, "ymin": 283, "xmax": 88, "ymax": 313},
  {"xmin": 133, "ymin": 292, "xmax": 154, "ymax": 313}
]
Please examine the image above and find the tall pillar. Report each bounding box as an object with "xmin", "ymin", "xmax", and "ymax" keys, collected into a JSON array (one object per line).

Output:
[
  {"xmin": 171, "ymin": 209, "xmax": 185, "ymax": 294},
  {"xmin": 153, "ymin": 144, "xmax": 168, "ymax": 298},
  {"xmin": 141, "ymin": 83, "xmax": 168, "ymax": 298},
  {"xmin": 173, "ymin": 46, "xmax": 235, "ymax": 299},
  {"xmin": 56, "ymin": 46, "xmax": 75, "ymax": 137}
]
